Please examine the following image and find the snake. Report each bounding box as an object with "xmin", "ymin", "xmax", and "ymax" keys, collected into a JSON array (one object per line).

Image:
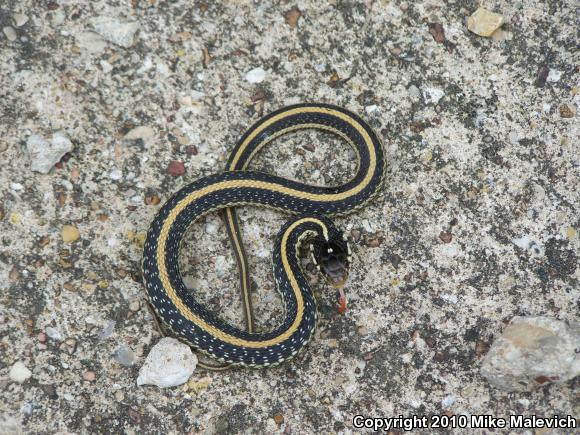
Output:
[{"xmin": 142, "ymin": 103, "xmax": 386, "ymax": 367}]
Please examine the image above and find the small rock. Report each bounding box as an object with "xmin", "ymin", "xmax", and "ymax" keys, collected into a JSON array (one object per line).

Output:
[
  {"xmin": 91, "ymin": 17, "xmax": 140, "ymax": 48},
  {"xmin": 284, "ymin": 6, "xmax": 301, "ymax": 27},
  {"xmin": 137, "ymin": 337, "xmax": 197, "ymax": 388},
  {"xmin": 115, "ymin": 344, "xmax": 136, "ymax": 367},
  {"xmin": 62, "ymin": 225, "xmax": 80, "ymax": 243},
  {"xmin": 559, "ymin": 104, "xmax": 574, "ymax": 118},
  {"xmin": 27, "ymin": 133, "xmax": 74, "ymax": 174},
  {"xmin": 13, "ymin": 13, "xmax": 29, "ymax": 27},
  {"xmin": 428, "ymin": 23, "xmax": 445, "ymax": 43},
  {"xmin": 421, "ymin": 87, "xmax": 444, "ymax": 105},
  {"xmin": 45, "ymin": 326, "xmax": 63, "ymax": 341},
  {"xmin": 245, "ymin": 67, "xmax": 266, "ymax": 84},
  {"xmin": 98, "ymin": 320, "xmax": 116, "ymax": 340},
  {"xmin": 9, "ymin": 361, "xmax": 32, "ymax": 383},
  {"xmin": 124, "ymin": 126, "xmax": 155, "ymax": 142},
  {"xmin": 83, "ymin": 370, "xmax": 96, "ymax": 382},
  {"xmin": 480, "ymin": 316, "xmax": 580, "ymax": 391},
  {"xmin": 439, "ymin": 231, "xmax": 452, "ymax": 243},
  {"xmin": 467, "ymin": 8, "xmax": 504, "ymax": 37},
  {"xmin": 75, "ymin": 31, "xmax": 107, "ymax": 54},
  {"xmin": 3, "ymin": 26, "xmax": 17, "ymax": 41},
  {"xmin": 109, "ymin": 168, "xmax": 123, "ymax": 180},
  {"xmin": 273, "ymin": 413, "xmax": 285, "ymax": 425},
  {"xmin": 547, "ymin": 69, "xmax": 562, "ymax": 83},
  {"xmin": 441, "ymin": 395, "xmax": 456, "ymax": 409},
  {"xmin": 167, "ymin": 161, "xmax": 186, "ymax": 176},
  {"xmin": 115, "ymin": 390, "xmax": 124, "ymax": 401}
]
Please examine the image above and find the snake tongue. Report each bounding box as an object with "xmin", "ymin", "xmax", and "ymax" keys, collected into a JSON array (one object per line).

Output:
[{"xmin": 337, "ymin": 287, "xmax": 347, "ymax": 314}]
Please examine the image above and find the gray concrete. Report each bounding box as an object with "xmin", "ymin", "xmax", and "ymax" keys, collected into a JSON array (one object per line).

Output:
[{"xmin": 1, "ymin": 0, "xmax": 578, "ymax": 433}]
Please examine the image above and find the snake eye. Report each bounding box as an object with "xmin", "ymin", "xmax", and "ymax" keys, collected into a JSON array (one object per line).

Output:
[{"xmin": 312, "ymin": 233, "xmax": 350, "ymax": 288}]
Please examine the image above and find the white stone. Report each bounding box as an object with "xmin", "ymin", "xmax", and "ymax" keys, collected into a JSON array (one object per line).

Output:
[
  {"xmin": 13, "ymin": 13, "xmax": 29, "ymax": 27},
  {"xmin": 75, "ymin": 31, "xmax": 107, "ymax": 54},
  {"xmin": 511, "ymin": 235, "xmax": 543, "ymax": 256},
  {"xmin": 9, "ymin": 361, "xmax": 32, "ymax": 383},
  {"xmin": 214, "ymin": 255, "xmax": 229, "ymax": 278},
  {"xmin": 481, "ymin": 316, "xmax": 580, "ymax": 391},
  {"xmin": 3, "ymin": 26, "xmax": 17, "ymax": 41},
  {"xmin": 205, "ymin": 220, "xmax": 219, "ymax": 235},
  {"xmin": 137, "ymin": 337, "xmax": 197, "ymax": 388},
  {"xmin": 245, "ymin": 67, "xmax": 267, "ymax": 84},
  {"xmin": 441, "ymin": 395, "xmax": 456, "ymax": 409},
  {"xmin": 421, "ymin": 87, "xmax": 444, "ymax": 105},
  {"xmin": 110, "ymin": 168, "xmax": 123, "ymax": 180},
  {"xmin": 115, "ymin": 344, "xmax": 137, "ymax": 367},
  {"xmin": 547, "ymin": 69, "xmax": 562, "ymax": 82},
  {"xmin": 91, "ymin": 17, "xmax": 140, "ymax": 48},
  {"xmin": 45, "ymin": 326, "xmax": 63, "ymax": 341},
  {"xmin": 27, "ymin": 132, "xmax": 73, "ymax": 174},
  {"xmin": 124, "ymin": 126, "xmax": 155, "ymax": 142}
]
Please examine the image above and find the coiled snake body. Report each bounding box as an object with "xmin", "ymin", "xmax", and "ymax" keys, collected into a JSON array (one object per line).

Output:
[{"xmin": 142, "ymin": 103, "xmax": 386, "ymax": 367}]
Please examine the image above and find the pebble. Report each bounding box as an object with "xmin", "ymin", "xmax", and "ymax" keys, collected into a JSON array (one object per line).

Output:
[
  {"xmin": 205, "ymin": 220, "xmax": 219, "ymax": 235},
  {"xmin": 83, "ymin": 370, "xmax": 96, "ymax": 382},
  {"xmin": 45, "ymin": 326, "xmax": 63, "ymax": 341},
  {"xmin": 480, "ymin": 316, "xmax": 580, "ymax": 391},
  {"xmin": 559, "ymin": 104, "xmax": 574, "ymax": 118},
  {"xmin": 13, "ymin": 13, "xmax": 29, "ymax": 27},
  {"xmin": 98, "ymin": 320, "xmax": 116, "ymax": 340},
  {"xmin": 441, "ymin": 395, "xmax": 456, "ymax": 409},
  {"xmin": 439, "ymin": 231, "xmax": 452, "ymax": 243},
  {"xmin": 124, "ymin": 126, "xmax": 155, "ymax": 142},
  {"xmin": 109, "ymin": 168, "xmax": 123, "ymax": 180},
  {"xmin": 3, "ymin": 26, "xmax": 17, "ymax": 41},
  {"xmin": 357, "ymin": 326, "xmax": 368, "ymax": 336},
  {"xmin": 167, "ymin": 161, "xmax": 186, "ymax": 176},
  {"xmin": 115, "ymin": 390, "xmax": 124, "ymax": 401},
  {"xmin": 547, "ymin": 69, "xmax": 562, "ymax": 82},
  {"xmin": 421, "ymin": 87, "xmax": 444, "ymax": 105},
  {"xmin": 75, "ymin": 32, "xmax": 107, "ymax": 54},
  {"xmin": 284, "ymin": 6, "xmax": 301, "ymax": 27},
  {"xmin": 9, "ymin": 361, "xmax": 32, "ymax": 383},
  {"xmin": 245, "ymin": 67, "xmax": 266, "ymax": 84},
  {"xmin": 62, "ymin": 225, "xmax": 80, "ymax": 243},
  {"xmin": 467, "ymin": 8, "xmax": 504, "ymax": 37},
  {"xmin": 115, "ymin": 344, "xmax": 137, "ymax": 367},
  {"xmin": 91, "ymin": 17, "xmax": 140, "ymax": 48},
  {"xmin": 26, "ymin": 132, "xmax": 73, "ymax": 174},
  {"xmin": 129, "ymin": 300, "xmax": 140, "ymax": 312},
  {"xmin": 137, "ymin": 337, "xmax": 197, "ymax": 388}
]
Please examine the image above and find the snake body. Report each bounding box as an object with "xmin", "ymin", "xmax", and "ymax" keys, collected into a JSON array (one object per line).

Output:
[{"xmin": 142, "ymin": 103, "xmax": 386, "ymax": 366}]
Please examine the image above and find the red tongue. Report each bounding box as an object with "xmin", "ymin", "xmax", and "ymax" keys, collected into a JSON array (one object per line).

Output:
[{"xmin": 337, "ymin": 287, "xmax": 347, "ymax": 314}]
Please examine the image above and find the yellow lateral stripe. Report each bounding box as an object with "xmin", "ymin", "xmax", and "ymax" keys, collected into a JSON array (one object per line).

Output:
[{"xmin": 157, "ymin": 216, "xmax": 325, "ymax": 347}]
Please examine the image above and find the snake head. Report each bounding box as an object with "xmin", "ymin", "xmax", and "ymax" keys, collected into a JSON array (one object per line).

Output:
[{"xmin": 311, "ymin": 231, "xmax": 351, "ymax": 289}]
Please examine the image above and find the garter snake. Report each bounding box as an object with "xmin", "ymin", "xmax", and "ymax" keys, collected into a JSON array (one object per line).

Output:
[{"xmin": 142, "ymin": 103, "xmax": 386, "ymax": 367}]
